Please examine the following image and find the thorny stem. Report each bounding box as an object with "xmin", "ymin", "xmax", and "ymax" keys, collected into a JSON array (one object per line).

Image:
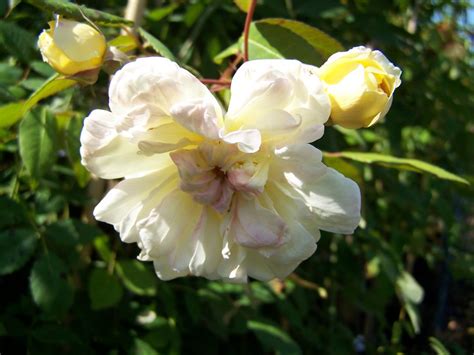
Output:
[
  {"xmin": 243, "ymin": 0, "xmax": 258, "ymax": 61},
  {"xmin": 199, "ymin": 53, "xmax": 244, "ymax": 91},
  {"xmin": 221, "ymin": 52, "xmax": 244, "ymax": 81},
  {"xmin": 195, "ymin": 2, "xmax": 254, "ymax": 89},
  {"xmin": 200, "ymin": 78, "xmax": 231, "ymax": 85}
]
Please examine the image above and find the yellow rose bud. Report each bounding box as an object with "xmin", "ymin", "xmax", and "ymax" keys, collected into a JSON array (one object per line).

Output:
[
  {"xmin": 38, "ymin": 18, "xmax": 107, "ymax": 76},
  {"xmin": 319, "ymin": 46, "xmax": 402, "ymax": 129}
]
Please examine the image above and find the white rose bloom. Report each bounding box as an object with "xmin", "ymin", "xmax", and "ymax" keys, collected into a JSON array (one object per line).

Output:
[{"xmin": 80, "ymin": 57, "xmax": 361, "ymax": 282}]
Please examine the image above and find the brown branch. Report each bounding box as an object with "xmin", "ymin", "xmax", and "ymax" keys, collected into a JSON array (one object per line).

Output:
[
  {"xmin": 243, "ymin": 0, "xmax": 258, "ymax": 61},
  {"xmin": 200, "ymin": 78, "xmax": 231, "ymax": 86},
  {"xmin": 220, "ymin": 52, "xmax": 243, "ymax": 81}
]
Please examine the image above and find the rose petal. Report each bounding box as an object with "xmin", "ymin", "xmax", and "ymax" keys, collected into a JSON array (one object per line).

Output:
[{"xmin": 80, "ymin": 110, "xmax": 173, "ymax": 179}]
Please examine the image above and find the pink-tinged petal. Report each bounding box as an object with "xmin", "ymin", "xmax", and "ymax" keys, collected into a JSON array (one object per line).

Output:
[
  {"xmin": 237, "ymin": 186, "xmax": 319, "ymax": 280},
  {"xmin": 224, "ymin": 195, "xmax": 288, "ymax": 250},
  {"xmin": 80, "ymin": 110, "xmax": 174, "ymax": 179},
  {"xmin": 227, "ymin": 158, "xmax": 269, "ymax": 196},
  {"xmin": 170, "ymin": 149, "xmax": 234, "ymax": 213},
  {"xmin": 244, "ymin": 223, "xmax": 316, "ymax": 281}
]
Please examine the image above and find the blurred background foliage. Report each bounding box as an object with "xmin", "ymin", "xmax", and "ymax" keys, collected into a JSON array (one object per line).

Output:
[{"xmin": 0, "ymin": 0, "xmax": 473, "ymax": 354}]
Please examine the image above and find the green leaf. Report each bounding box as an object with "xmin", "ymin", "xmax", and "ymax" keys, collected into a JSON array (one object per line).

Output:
[
  {"xmin": 132, "ymin": 338, "xmax": 159, "ymax": 355},
  {"xmin": 138, "ymin": 28, "xmax": 176, "ymax": 61},
  {"xmin": 19, "ymin": 107, "xmax": 58, "ymax": 179},
  {"xmin": 246, "ymin": 18, "xmax": 344, "ymax": 65},
  {"xmin": 404, "ymin": 301, "xmax": 421, "ymax": 334},
  {"xmin": 325, "ymin": 152, "xmax": 469, "ymax": 185},
  {"xmin": 93, "ymin": 235, "xmax": 113, "ymax": 263},
  {"xmin": 0, "ymin": 196, "xmax": 30, "ymax": 229},
  {"xmin": 30, "ymin": 61, "xmax": 56, "ymax": 78},
  {"xmin": 394, "ymin": 271, "xmax": 424, "ymax": 334},
  {"xmin": 0, "ymin": 63, "xmax": 23, "ymax": 85},
  {"xmin": 65, "ymin": 116, "xmax": 90, "ymax": 187},
  {"xmin": 213, "ymin": 42, "xmax": 240, "ymax": 64},
  {"xmin": 108, "ymin": 35, "xmax": 138, "ymax": 53},
  {"xmin": 429, "ymin": 337, "xmax": 451, "ymax": 355},
  {"xmin": 6, "ymin": 0, "xmax": 22, "ymax": 16},
  {"xmin": 31, "ymin": 324, "xmax": 80, "ymax": 345},
  {"xmin": 0, "ymin": 101, "xmax": 24, "ymax": 128},
  {"xmin": 0, "ymin": 21, "xmax": 36, "ymax": 62},
  {"xmin": 24, "ymin": 74, "xmax": 77, "ymax": 113},
  {"xmin": 25, "ymin": 0, "xmax": 132, "ymax": 26},
  {"xmin": 88, "ymin": 268, "xmax": 123, "ymax": 310},
  {"xmin": 21, "ymin": 78, "xmax": 47, "ymax": 91},
  {"xmin": 247, "ymin": 320, "xmax": 302, "ymax": 355},
  {"xmin": 44, "ymin": 219, "xmax": 103, "ymax": 264},
  {"xmin": 396, "ymin": 271, "xmax": 424, "ymax": 304},
  {"xmin": 30, "ymin": 253, "xmax": 74, "ymax": 316},
  {"xmin": 234, "ymin": 0, "xmax": 251, "ymax": 12},
  {"xmin": 116, "ymin": 260, "xmax": 157, "ymax": 296},
  {"xmin": 147, "ymin": 3, "xmax": 179, "ymax": 21},
  {"xmin": 0, "ymin": 228, "xmax": 37, "ymax": 275}
]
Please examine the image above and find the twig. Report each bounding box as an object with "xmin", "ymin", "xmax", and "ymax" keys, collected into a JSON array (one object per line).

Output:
[
  {"xmin": 200, "ymin": 53, "xmax": 243, "ymax": 92},
  {"xmin": 200, "ymin": 78, "xmax": 231, "ymax": 86},
  {"xmin": 289, "ymin": 273, "xmax": 328, "ymax": 299},
  {"xmin": 243, "ymin": 0, "xmax": 258, "ymax": 61},
  {"xmin": 220, "ymin": 52, "xmax": 243, "ymax": 81}
]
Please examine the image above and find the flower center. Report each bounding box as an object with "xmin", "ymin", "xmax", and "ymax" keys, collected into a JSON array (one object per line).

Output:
[{"xmin": 170, "ymin": 141, "xmax": 269, "ymax": 213}]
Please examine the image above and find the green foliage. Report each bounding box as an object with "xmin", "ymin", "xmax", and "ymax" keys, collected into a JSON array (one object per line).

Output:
[
  {"xmin": 24, "ymin": 74, "xmax": 77, "ymax": 114},
  {"xmin": 88, "ymin": 268, "xmax": 123, "ymax": 310},
  {"xmin": 0, "ymin": 102, "xmax": 24, "ymax": 128},
  {"xmin": 116, "ymin": 260, "xmax": 157, "ymax": 296},
  {"xmin": 429, "ymin": 336, "xmax": 451, "ymax": 355},
  {"xmin": 0, "ymin": 0, "xmax": 472, "ymax": 354},
  {"xmin": 19, "ymin": 107, "xmax": 58, "ymax": 179},
  {"xmin": 234, "ymin": 0, "xmax": 251, "ymax": 13},
  {"xmin": 0, "ymin": 21, "xmax": 37, "ymax": 62},
  {"xmin": 138, "ymin": 28, "xmax": 176, "ymax": 60},
  {"xmin": 0, "ymin": 228, "xmax": 37, "ymax": 275},
  {"xmin": 25, "ymin": 0, "xmax": 132, "ymax": 26},
  {"xmin": 247, "ymin": 320, "xmax": 302, "ymax": 355},
  {"xmin": 325, "ymin": 151, "xmax": 469, "ymax": 184},
  {"xmin": 30, "ymin": 253, "xmax": 74, "ymax": 316},
  {"xmin": 247, "ymin": 19, "xmax": 344, "ymax": 65}
]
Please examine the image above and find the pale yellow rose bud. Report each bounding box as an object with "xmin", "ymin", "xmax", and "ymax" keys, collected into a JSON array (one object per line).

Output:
[
  {"xmin": 319, "ymin": 46, "xmax": 402, "ymax": 129},
  {"xmin": 38, "ymin": 18, "xmax": 107, "ymax": 76}
]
